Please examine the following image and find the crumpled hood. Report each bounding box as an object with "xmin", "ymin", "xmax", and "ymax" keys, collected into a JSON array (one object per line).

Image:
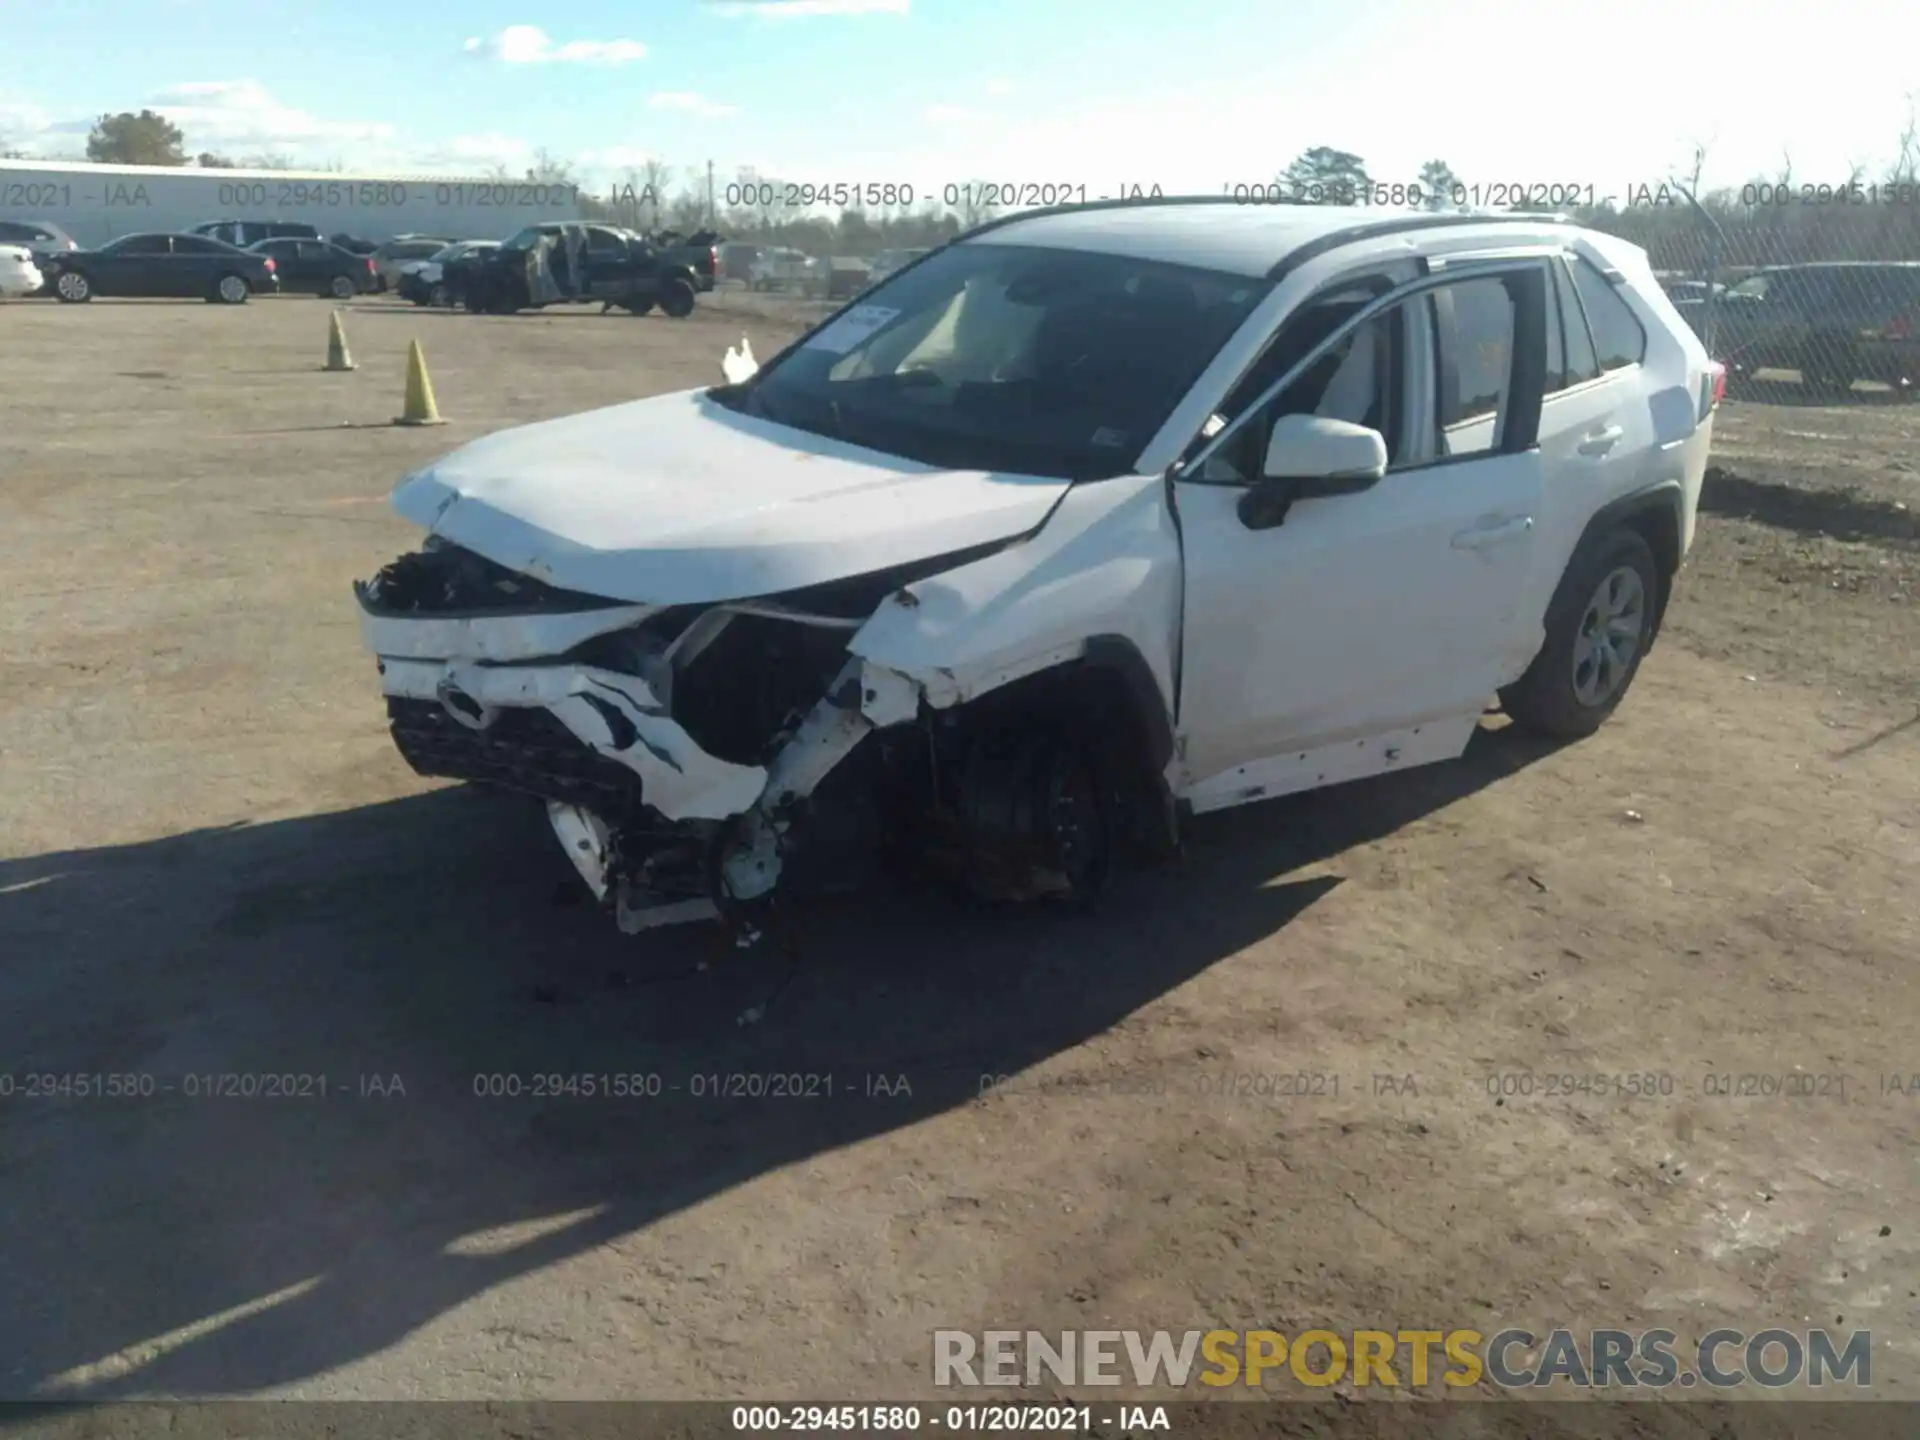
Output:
[{"xmin": 391, "ymin": 388, "xmax": 1071, "ymax": 605}]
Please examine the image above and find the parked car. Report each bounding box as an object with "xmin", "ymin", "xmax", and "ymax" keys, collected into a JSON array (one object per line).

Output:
[
  {"xmin": 369, "ymin": 236, "xmax": 453, "ymax": 293},
  {"xmin": 747, "ymin": 246, "xmax": 811, "ymax": 291},
  {"xmin": 44, "ymin": 232, "xmax": 279, "ymax": 303},
  {"xmin": 450, "ymin": 222, "xmax": 699, "ymax": 317},
  {"xmin": 0, "ymin": 219, "xmax": 75, "ymax": 295},
  {"xmin": 1712, "ymin": 262, "xmax": 1920, "ymax": 392},
  {"xmin": 0, "ymin": 218, "xmax": 79, "ymax": 266},
  {"xmin": 866, "ymin": 247, "xmax": 930, "ymax": 286},
  {"xmin": 396, "ymin": 241, "xmax": 499, "ymax": 308},
  {"xmin": 351, "ymin": 197, "xmax": 1723, "ymax": 941},
  {"xmin": 807, "ymin": 255, "xmax": 872, "ymax": 300},
  {"xmin": 248, "ymin": 236, "xmax": 378, "ymax": 298},
  {"xmin": 717, "ymin": 241, "xmax": 760, "ymax": 283},
  {"xmin": 0, "ymin": 243, "xmax": 43, "ymax": 298},
  {"xmin": 330, "ymin": 234, "xmax": 380, "ymax": 256},
  {"xmin": 189, "ymin": 219, "xmax": 321, "ymax": 248}
]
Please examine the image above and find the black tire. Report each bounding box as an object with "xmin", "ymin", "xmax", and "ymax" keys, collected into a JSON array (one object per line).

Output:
[
  {"xmin": 430, "ymin": 283, "xmax": 449, "ymax": 308},
  {"xmin": 213, "ymin": 273, "xmax": 251, "ymax": 305},
  {"xmin": 328, "ymin": 274, "xmax": 356, "ymax": 300},
  {"xmin": 53, "ymin": 269, "xmax": 91, "ymax": 303},
  {"xmin": 627, "ymin": 297, "xmax": 656, "ymax": 316},
  {"xmin": 1499, "ymin": 528, "xmax": 1660, "ymax": 741},
  {"xmin": 658, "ymin": 277, "xmax": 696, "ymax": 318}
]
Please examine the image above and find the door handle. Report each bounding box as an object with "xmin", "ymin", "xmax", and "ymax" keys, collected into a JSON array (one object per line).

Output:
[
  {"xmin": 1452, "ymin": 516, "xmax": 1535, "ymax": 550},
  {"xmin": 1577, "ymin": 425, "xmax": 1624, "ymax": 456}
]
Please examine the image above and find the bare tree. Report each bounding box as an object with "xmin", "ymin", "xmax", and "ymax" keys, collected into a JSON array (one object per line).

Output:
[{"xmin": 1886, "ymin": 93, "xmax": 1918, "ymax": 184}]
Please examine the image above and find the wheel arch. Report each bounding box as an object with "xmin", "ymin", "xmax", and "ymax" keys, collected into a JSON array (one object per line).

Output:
[{"xmin": 1564, "ymin": 480, "xmax": 1684, "ymax": 646}]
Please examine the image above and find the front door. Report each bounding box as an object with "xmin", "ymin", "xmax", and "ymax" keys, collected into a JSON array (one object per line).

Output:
[{"xmin": 1175, "ymin": 266, "xmax": 1550, "ymax": 790}]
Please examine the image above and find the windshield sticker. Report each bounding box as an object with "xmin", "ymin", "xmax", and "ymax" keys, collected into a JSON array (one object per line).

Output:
[
  {"xmin": 1202, "ymin": 413, "xmax": 1227, "ymax": 438},
  {"xmin": 804, "ymin": 304, "xmax": 902, "ymax": 356},
  {"xmin": 1090, "ymin": 427, "xmax": 1128, "ymax": 448}
]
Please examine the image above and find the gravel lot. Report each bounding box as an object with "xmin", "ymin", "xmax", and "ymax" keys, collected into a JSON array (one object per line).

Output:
[{"xmin": 1, "ymin": 291, "xmax": 1916, "ymax": 1412}]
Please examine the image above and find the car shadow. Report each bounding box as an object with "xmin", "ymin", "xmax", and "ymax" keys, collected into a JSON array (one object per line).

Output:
[
  {"xmin": 1700, "ymin": 465, "xmax": 1919, "ymax": 544},
  {"xmin": 0, "ymin": 720, "xmax": 1559, "ymax": 1398}
]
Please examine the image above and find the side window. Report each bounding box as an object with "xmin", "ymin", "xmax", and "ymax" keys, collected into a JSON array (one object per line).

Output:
[
  {"xmin": 120, "ymin": 235, "xmax": 172, "ymax": 256},
  {"xmin": 1196, "ymin": 279, "xmax": 1406, "ymax": 481},
  {"xmin": 1556, "ymin": 259, "xmax": 1601, "ymax": 386},
  {"xmin": 1543, "ymin": 265, "xmax": 1566, "ymax": 393},
  {"xmin": 1568, "ymin": 257, "xmax": 1646, "ymax": 371},
  {"xmin": 1431, "ymin": 277, "xmax": 1514, "ymax": 455},
  {"xmin": 0, "ymin": 221, "xmax": 26, "ymax": 242},
  {"xmin": 585, "ymin": 227, "xmax": 625, "ymax": 254},
  {"xmin": 173, "ymin": 237, "xmax": 223, "ymax": 255}
]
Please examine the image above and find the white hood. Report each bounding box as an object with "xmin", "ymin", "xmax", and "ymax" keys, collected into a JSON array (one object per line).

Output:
[{"xmin": 391, "ymin": 389, "xmax": 1071, "ymax": 605}]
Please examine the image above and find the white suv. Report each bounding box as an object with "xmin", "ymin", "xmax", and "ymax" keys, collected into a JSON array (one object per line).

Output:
[{"xmin": 355, "ymin": 198, "xmax": 1724, "ymax": 937}]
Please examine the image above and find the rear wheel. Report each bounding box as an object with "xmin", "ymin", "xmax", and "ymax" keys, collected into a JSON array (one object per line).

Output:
[
  {"xmin": 1499, "ymin": 529, "xmax": 1659, "ymax": 740},
  {"xmin": 430, "ymin": 283, "xmax": 449, "ymax": 308},
  {"xmin": 214, "ymin": 273, "xmax": 250, "ymax": 304},
  {"xmin": 54, "ymin": 269, "xmax": 92, "ymax": 302},
  {"xmin": 328, "ymin": 274, "xmax": 356, "ymax": 300},
  {"xmin": 659, "ymin": 277, "xmax": 696, "ymax": 318}
]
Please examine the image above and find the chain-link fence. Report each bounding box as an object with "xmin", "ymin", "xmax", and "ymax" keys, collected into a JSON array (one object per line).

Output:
[{"xmin": 1585, "ymin": 188, "xmax": 1920, "ymax": 402}]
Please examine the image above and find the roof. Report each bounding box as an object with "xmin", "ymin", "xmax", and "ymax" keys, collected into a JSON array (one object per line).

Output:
[
  {"xmin": 0, "ymin": 156, "xmax": 542, "ymax": 186},
  {"xmin": 963, "ymin": 197, "xmax": 1572, "ymax": 278}
]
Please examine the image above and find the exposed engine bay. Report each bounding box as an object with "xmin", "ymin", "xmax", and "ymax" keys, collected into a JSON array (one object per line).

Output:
[{"xmin": 356, "ymin": 538, "xmax": 1146, "ymax": 940}]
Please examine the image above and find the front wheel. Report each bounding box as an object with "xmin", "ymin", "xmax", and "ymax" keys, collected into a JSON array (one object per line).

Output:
[
  {"xmin": 53, "ymin": 270, "xmax": 91, "ymax": 302},
  {"xmin": 658, "ymin": 277, "xmax": 696, "ymax": 318},
  {"xmin": 1499, "ymin": 529, "xmax": 1659, "ymax": 740},
  {"xmin": 214, "ymin": 273, "xmax": 250, "ymax": 304}
]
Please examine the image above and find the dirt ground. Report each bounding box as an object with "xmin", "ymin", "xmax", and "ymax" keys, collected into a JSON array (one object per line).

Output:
[{"xmin": 1, "ymin": 291, "xmax": 1916, "ymax": 1413}]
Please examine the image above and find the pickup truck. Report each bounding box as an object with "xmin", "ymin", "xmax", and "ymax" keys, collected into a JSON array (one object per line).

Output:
[
  {"xmin": 651, "ymin": 228, "xmax": 721, "ymax": 291},
  {"xmin": 450, "ymin": 222, "xmax": 701, "ymax": 317}
]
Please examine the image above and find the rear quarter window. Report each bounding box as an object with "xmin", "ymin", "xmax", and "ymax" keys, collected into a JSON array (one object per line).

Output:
[{"xmin": 1569, "ymin": 257, "xmax": 1647, "ymax": 371}]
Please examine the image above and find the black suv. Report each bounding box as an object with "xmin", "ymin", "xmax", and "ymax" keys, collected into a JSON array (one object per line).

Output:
[{"xmin": 1713, "ymin": 262, "xmax": 1920, "ymax": 392}]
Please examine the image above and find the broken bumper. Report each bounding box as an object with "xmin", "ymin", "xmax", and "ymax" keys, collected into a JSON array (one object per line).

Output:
[{"xmin": 358, "ymin": 589, "xmax": 925, "ymax": 932}]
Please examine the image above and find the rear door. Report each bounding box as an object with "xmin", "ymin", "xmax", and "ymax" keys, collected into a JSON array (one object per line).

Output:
[
  {"xmin": 253, "ymin": 238, "xmax": 303, "ymax": 287},
  {"xmin": 583, "ymin": 226, "xmax": 635, "ymax": 299}
]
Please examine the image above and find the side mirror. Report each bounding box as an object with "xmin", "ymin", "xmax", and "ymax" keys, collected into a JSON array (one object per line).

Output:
[{"xmin": 1237, "ymin": 415, "xmax": 1390, "ymax": 530}]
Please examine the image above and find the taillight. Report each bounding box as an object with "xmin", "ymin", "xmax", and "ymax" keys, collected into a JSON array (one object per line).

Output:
[
  {"xmin": 367, "ymin": 258, "xmax": 376, "ymax": 273},
  {"xmin": 1707, "ymin": 361, "xmax": 1726, "ymax": 411},
  {"xmin": 263, "ymin": 257, "xmax": 276, "ymax": 272}
]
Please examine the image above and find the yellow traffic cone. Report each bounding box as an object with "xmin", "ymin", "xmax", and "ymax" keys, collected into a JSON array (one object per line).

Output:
[
  {"xmin": 393, "ymin": 339, "xmax": 447, "ymax": 426},
  {"xmin": 324, "ymin": 309, "xmax": 354, "ymax": 371}
]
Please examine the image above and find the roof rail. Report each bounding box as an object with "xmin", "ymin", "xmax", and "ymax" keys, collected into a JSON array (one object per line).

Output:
[
  {"xmin": 951, "ymin": 193, "xmax": 1578, "ymax": 277},
  {"xmin": 956, "ymin": 192, "xmax": 1308, "ymax": 241}
]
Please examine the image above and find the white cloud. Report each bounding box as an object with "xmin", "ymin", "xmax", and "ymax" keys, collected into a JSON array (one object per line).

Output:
[
  {"xmin": 984, "ymin": 79, "xmax": 1013, "ymax": 96},
  {"xmin": 923, "ymin": 104, "xmax": 982, "ymax": 126},
  {"xmin": 704, "ymin": 0, "xmax": 908, "ymax": 18},
  {"xmin": 148, "ymin": 80, "xmax": 396, "ymax": 150},
  {"xmin": 463, "ymin": 25, "xmax": 647, "ymax": 64},
  {"xmin": 648, "ymin": 92, "xmax": 738, "ymax": 119}
]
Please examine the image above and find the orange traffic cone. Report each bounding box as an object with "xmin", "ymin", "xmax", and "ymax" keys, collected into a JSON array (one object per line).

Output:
[
  {"xmin": 393, "ymin": 339, "xmax": 447, "ymax": 426},
  {"xmin": 324, "ymin": 309, "xmax": 354, "ymax": 371}
]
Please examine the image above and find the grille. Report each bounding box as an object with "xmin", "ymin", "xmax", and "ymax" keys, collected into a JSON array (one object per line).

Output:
[{"xmin": 387, "ymin": 698, "xmax": 653, "ymax": 821}]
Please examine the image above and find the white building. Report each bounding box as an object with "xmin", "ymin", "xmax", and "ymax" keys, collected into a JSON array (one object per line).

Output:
[{"xmin": 0, "ymin": 158, "xmax": 583, "ymax": 247}]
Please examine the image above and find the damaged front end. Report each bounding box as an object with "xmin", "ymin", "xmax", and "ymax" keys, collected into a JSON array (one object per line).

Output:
[{"xmin": 357, "ymin": 539, "xmax": 1039, "ymax": 939}]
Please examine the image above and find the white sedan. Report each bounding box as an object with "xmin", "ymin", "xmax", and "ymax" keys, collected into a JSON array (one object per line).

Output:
[{"xmin": 0, "ymin": 243, "xmax": 43, "ymax": 297}]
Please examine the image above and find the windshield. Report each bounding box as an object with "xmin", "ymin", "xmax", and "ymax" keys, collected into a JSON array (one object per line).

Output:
[{"xmin": 725, "ymin": 242, "xmax": 1270, "ymax": 480}]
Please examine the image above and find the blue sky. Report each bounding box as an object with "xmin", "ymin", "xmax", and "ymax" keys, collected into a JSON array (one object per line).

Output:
[{"xmin": 2, "ymin": 0, "xmax": 1914, "ymax": 201}]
